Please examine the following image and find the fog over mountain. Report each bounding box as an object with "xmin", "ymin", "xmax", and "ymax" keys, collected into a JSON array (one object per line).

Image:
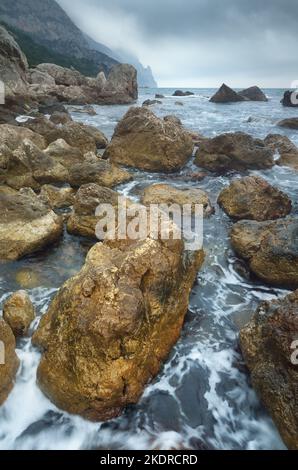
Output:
[{"xmin": 58, "ymin": 0, "xmax": 298, "ymax": 88}]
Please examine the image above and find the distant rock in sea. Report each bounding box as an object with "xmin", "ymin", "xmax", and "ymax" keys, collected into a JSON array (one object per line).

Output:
[
  {"xmin": 238, "ymin": 86, "xmax": 268, "ymax": 102},
  {"xmin": 173, "ymin": 90, "xmax": 194, "ymax": 97},
  {"xmin": 210, "ymin": 84, "xmax": 245, "ymax": 103}
]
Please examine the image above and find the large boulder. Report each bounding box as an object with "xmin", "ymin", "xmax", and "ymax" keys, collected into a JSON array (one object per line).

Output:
[
  {"xmin": 277, "ymin": 118, "xmax": 298, "ymax": 130},
  {"xmin": 3, "ymin": 290, "xmax": 35, "ymax": 337},
  {"xmin": 0, "ymin": 124, "xmax": 46, "ymax": 151},
  {"xmin": 35, "ymin": 63, "xmax": 87, "ymax": 87},
  {"xmin": 28, "ymin": 68, "xmax": 56, "ymax": 87},
  {"xmin": 22, "ymin": 117, "xmax": 108, "ymax": 152},
  {"xmin": 230, "ymin": 217, "xmax": 298, "ymax": 289},
  {"xmin": 281, "ymin": 90, "xmax": 298, "ymax": 107},
  {"xmin": 210, "ymin": 84, "xmax": 244, "ymax": 103},
  {"xmin": 240, "ymin": 290, "xmax": 298, "ymax": 449},
  {"xmin": 218, "ymin": 176, "xmax": 292, "ymax": 221},
  {"xmin": 1, "ymin": 139, "xmax": 68, "ymax": 190},
  {"xmin": 141, "ymin": 183, "xmax": 213, "ymax": 217},
  {"xmin": 33, "ymin": 234, "xmax": 204, "ymax": 421},
  {"xmin": 264, "ymin": 134, "xmax": 298, "ymax": 170},
  {"xmin": 101, "ymin": 64, "xmax": 138, "ymax": 104},
  {"xmin": 238, "ymin": 86, "xmax": 268, "ymax": 102},
  {"xmin": 0, "ymin": 318, "xmax": 19, "ymax": 405},
  {"xmin": 67, "ymin": 183, "xmax": 125, "ymax": 238},
  {"xmin": 194, "ymin": 132, "xmax": 274, "ymax": 172},
  {"xmin": 68, "ymin": 160, "xmax": 132, "ymax": 189},
  {"xmin": 39, "ymin": 184, "xmax": 75, "ymax": 209},
  {"xmin": 0, "ymin": 188, "xmax": 63, "ymax": 260},
  {"xmin": 104, "ymin": 107, "xmax": 194, "ymax": 173},
  {"xmin": 0, "ymin": 25, "xmax": 28, "ymax": 96}
]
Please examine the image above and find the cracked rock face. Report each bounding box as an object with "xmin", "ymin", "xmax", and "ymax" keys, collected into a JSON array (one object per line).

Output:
[
  {"xmin": 231, "ymin": 217, "xmax": 298, "ymax": 289},
  {"xmin": 33, "ymin": 235, "xmax": 204, "ymax": 421},
  {"xmin": 240, "ymin": 290, "xmax": 298, "ymax": 449}
]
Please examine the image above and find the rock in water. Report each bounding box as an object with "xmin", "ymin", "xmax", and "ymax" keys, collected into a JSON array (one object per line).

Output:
[
  {"xmin": 264, "ymin": 134, "xmax": 298, "ymax": 170},
  {"xmin": 67, "ymin": 183, "xmax": 126, "ymax": 238},
  {"xmin": 33, "ymin": 236, "xmax": 204, "ymax": 421},
  {"xmin": 141, "ymin": 183, "xmax": 213, "ymax": 217},
  {"xmin": 281, "ymin": 90, "xmax": 298, "ymax": 107},
  {"xmin": 218, "ymin": 176, "xmax": 292, "ymax": 221},
  {"xmin": 104, "ymin": 107, "xmax": 194, "ymax": 172},
  {"xmin": 277, "ymin": 118, "xmax": 298, "ymax": 130},
  {"xmin": 240, "ymin": 290, "xmax": 298, "ymax": 449},
  {"xmin": 172, "ymin": 90, "xmax": 194, "ymax": 97},
  {"xmin": 0, "ymin": 318, "xmax": 20, "ymax": 405},
  {"xmin": 3, "ymin": 291, "xmax": 35, "ymax": 337},
  {"xmin": 194, "ymin": 132, "xmax": 274, "ymax": 172},
  {"xmin": 230, "ymin": 217, "xmax": 298, "ymax": 289},
  {"xmin": 238, "ymin": 86, "xmax": 268, "ymax": 102},
  {"xmin": 0, "ymin": 188, "xmax": 63, "ymax": 260},
  {"xmin": 209, "ymin": 84, "xmax": 245, "ymax": 103}
]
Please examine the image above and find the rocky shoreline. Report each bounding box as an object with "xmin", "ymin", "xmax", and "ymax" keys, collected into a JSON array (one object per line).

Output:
[{"xmin": 0, "ymin": 25, "xmax": 297, "ymax": 449}]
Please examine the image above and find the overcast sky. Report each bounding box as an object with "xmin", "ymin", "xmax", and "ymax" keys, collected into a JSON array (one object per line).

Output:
[{"xmin": 57, "ymin": 0, "xmax": 297, "ymax": 88}]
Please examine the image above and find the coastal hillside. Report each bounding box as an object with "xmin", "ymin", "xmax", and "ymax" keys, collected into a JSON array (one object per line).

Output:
[{"xmin": 0, "ymin": 0, "xmax": 157, "ymax": 85}]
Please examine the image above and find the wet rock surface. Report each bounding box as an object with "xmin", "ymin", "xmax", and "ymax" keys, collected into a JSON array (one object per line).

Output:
[
  {"xmin": 0, "ymin": 318, "xmax": 19, "ymax": 405},
  {"xmin": 3, "ymin": 290, "xmax": 35, "ymax": 337}
]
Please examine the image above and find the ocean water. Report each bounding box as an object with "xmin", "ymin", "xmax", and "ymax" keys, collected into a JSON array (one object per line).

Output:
[{"xmin": 0, "ymin": 88, "xmax": 297, "ymax": 450}]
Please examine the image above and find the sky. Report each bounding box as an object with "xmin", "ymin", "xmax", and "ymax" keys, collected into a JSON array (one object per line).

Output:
[{"xmin": 57, "ymin": 0, "xmax": 298, "ymax": 88}]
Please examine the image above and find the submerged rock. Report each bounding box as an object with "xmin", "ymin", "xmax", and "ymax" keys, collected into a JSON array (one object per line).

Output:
[
  {"xmin": 210, "ymin": 84, "xmax": 244, "ymax": 103},
  {"xmin": 264, "ymin": 134, "xmax": 298, "ymax": 170},
  {"xmin": 218, "ymin": 176, "xmax": 292, "ymax": 221},
  {"xmin": 142, "ymin": 99, "xmax": 162, "ymax": 106},
  {"xmin": 141, "ymin": 183, "xmax": 213, "ymax": 217},
  {"xmin": 104, "ymin": 107, "xmax": 194, "ymax": 173},
  {"xmin": 240, "ymin": 290, "xmax": 298, "ymax": 449},
  {"xmin": 3, "ymin": 291, "xmax": 35, "ymax": 337},
  {"xmin": 172, "ymin": 90, "xmax": 194, "ymax": 97},
  {"xmin": 33, "ymin": 233, "xmax": 204, "ymax": 421},
  {"xmin": 277, "ymin": 118, "xmax": 298, "ymax": 130},
  {"xmin": 230, "ymin": 217, "xmax": 298, "ymax": 288},
  {"xmin": 0, "ymin": 188, "xmax": 63, "ymax": 260},
  {"xmin": 194, "ymin": 132, "xmax": 274, "ymax": 172},
  {"xmin": 0, "ymin": 318, "xmax": 19, "ymax": 405},
  {"xmin": 238, "ymin": 86, "xmax": 268, "ymax": 102}
]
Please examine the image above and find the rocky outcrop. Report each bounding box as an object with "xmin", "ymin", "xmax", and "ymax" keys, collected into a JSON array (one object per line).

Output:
[
  {"xmin": 0, "ymin": 188, "xmax": 63, "ymax": 260},
  {"xmin": 30, "ymin": 63, "xmax": 138, "ymax": 106},
  {"xmin": 0, "ymin": 25, "xmax": 28, "ymax": 97},
  {"xmin": 281, "ymin": 90, "xmax": 298, "ymax": 107},
  {"xmin": 0, "ymin": 124, "xmax": 46, "ymax": 151},
  {"xmin": 240, "ymin": 290, "xmax": 298, "ymax": 449},
  {"xmin": 0, "ymin": 318, "xmax": 19, "ymax": 405},
  {"xmin": 264, "ymin": 134, "xmax": 298, "ymax": 170},
  {"xmin": 104, "ymin": 107, "xmax": 194, "ymax": 173},
  {"xmin": 194, "ymin": 132, "xmax": 274, "ymax": 172},
  {"xmin": 277, "ymin": 118, "xmax": 298, "ymax": 130},
  {"xmin": 238, "ymin": 86, "xmax": 268, "ymax": 102},
  {"xmin": 33, "ymin": 233, "xmax": 204, "ymax": 421},
  {"xmin": 67, "ymin": 183, "xmax": 124, "ymax": 238},
  {"xmin": 3, "ymin": 290, "xmax": 35, "ymax": 337},
  {"xmin": 141, "ymin": 184, "xmax": 213, "ymax": 217},
  {"xmin": 68, "ymin": 160, "xmax": 132, "ymax": 189},
  {"xmin": 142, "ymin": 99, "xmax": 162, "ymax": 107},
  {"xmin": 218, "ymin": 176, "xmax": 292, "ymax": 221},
  {"xmin": 231, "ymin": 217, "xmax": 298, "ymax": 288},
  {"xmin": 39, "ymin": 184, "xmax": 75, "ymax": 209},
  {"xmin": 173, "ymin": 90, "xmax": 194, "ymax": 97},
  {"xmin": 22, "ymin": 117, "xmax": 108, "ymax": 153},
  {"xmin": 210, "ymin": 84, "xmax": 244, "ymax": 103}
]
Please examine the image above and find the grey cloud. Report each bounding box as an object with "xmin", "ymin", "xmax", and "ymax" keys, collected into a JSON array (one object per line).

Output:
[{"xmin": 57, "ymin": 0, "xmax": 298, "ymax": 87}]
